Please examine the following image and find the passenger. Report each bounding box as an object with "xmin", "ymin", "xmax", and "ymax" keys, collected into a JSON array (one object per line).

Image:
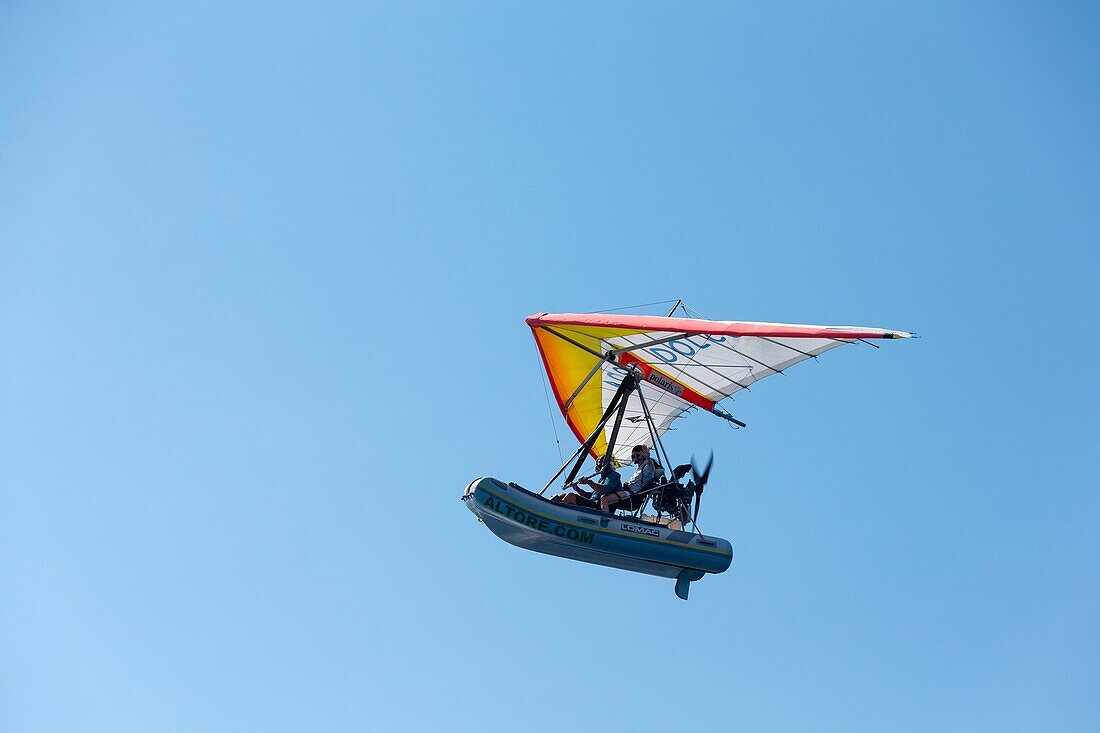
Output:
[
  {"xmin": 551, "ymin": 454, "xmax": 621, "ymax": 507},
  {"xmin": 600, "ymin": 444, "xmax": 660, "ymax": 513}
]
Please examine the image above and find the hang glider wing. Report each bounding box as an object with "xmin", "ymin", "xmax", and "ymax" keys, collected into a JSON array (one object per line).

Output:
[{"xmin": 527, "ymin": 312, "xmax": 911, "ymax": 463}]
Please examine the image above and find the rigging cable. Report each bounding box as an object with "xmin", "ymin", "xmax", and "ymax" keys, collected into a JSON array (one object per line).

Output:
[
  {"xmin": 594, "ymin": 299, "xmax": 680, "ymax": 314},
  {"xmin": 535, "ymin": 349, "xmax": 565, "ymax": 464}
]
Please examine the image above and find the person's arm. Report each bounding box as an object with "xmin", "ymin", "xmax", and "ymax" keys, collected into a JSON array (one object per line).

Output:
[{"xmin": 574, "ymin": 480, "xmax": 594, "ymax": 497}]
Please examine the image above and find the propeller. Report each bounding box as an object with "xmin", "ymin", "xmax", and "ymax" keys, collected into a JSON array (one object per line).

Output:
[{"xmin": 690, "ymin": 452, "xmax": 714, "ymax": 526}]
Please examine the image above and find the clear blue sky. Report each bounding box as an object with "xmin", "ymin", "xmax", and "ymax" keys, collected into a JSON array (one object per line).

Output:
[{"xmin": 3, "ymin": 3, "xmax": 1098, "ymax": 731}]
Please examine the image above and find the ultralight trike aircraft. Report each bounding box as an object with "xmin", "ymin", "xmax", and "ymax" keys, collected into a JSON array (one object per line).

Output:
[{"xmin": 463, "ymin": 304, "xmax": 911, "ymax": 599}]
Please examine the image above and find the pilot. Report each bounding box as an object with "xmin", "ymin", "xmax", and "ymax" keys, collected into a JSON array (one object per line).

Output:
[{"xmin": 552, "ymin": 454, "xmax": 621, "ymax": 507}]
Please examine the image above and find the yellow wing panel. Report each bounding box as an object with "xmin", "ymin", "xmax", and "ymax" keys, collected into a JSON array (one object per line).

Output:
[{"xmin": 531, "ymin": 325, "xmax": 649, "ymax": 459}]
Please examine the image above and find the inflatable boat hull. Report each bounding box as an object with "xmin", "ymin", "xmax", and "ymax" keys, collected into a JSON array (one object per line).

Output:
[{"xmin": 463, "ymin": 477, "xmax": 732, "ymax": 596}]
